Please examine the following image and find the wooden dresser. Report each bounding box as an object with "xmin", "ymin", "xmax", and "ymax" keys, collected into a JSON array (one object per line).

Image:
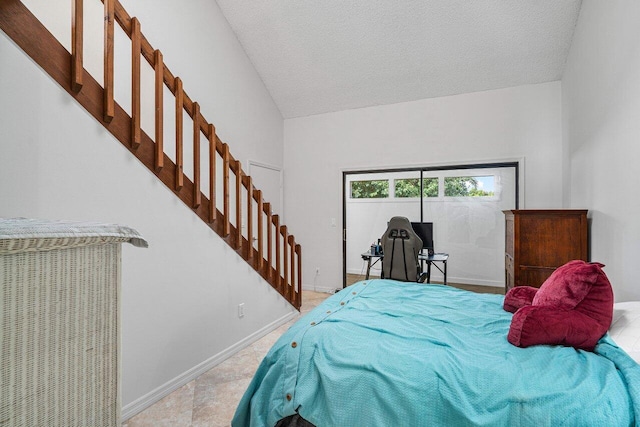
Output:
[{"xmin": 503, "ymin": 210, "xmax": 588, "ymax": 292}]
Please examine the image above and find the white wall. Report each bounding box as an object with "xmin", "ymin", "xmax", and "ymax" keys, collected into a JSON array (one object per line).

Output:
[
  {"xmin": 284, "ymin": 82, "xmax": 564, "ymax": 291},
  {"xmin": 20, "ymin": 0, "xmax": 284, "ymax": 177},
  {"xmin": 0, "ymin": 0, "xmax": 294, "ymax": 417},
  {"xmin": 120, "ymin": 0, "xmax": 285, "ymax": 175},
  {"xmin": 562, "ymin": 0, "xmax": 640, "ymax": 302}
]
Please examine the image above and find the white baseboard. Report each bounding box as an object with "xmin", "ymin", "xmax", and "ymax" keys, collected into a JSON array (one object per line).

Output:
[
  {"xmin": 302, "ymin": 283, "xmax": 341, "ymax": 294},
  {"xmin": 121, "ymin": 310, "xmax": 298, "ymax": 421},
  {"xmin": 447, "ymin": 276, "xmax": 502, "ymax": 288},
  {"xmin": 345, "ymin": 270, "xmax": 502, "ymax": 288},
  {"xmin": 346, "ymin": 267, "xmax": 380, "ymax": 277}
]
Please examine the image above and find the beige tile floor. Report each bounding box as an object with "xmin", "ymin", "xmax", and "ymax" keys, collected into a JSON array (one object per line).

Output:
[{"xmin": 122, "ymin": 290, "xmax": 331, "ymax": 427}]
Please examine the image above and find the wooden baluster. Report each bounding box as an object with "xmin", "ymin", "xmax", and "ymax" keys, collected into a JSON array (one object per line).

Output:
[
  {"xmin": 193, "ymin": 102, "xmax": 201, "ymax": 208},
  {"xmin": 289, "ymin": 235, "xmax": 295, "ymax": 302},
  {"xmin": 235, "ymin": 161, "xmax": 242, "ymax": 251},
  {"xmin": 295, "ymin": 244, "xmax": 302, "ymax": 308},
  {"xmin": 281, "ymin": 225, "xmax": 289, "ymax": 298},
  {"xmin": 265, "ymin": 202, "xmax": 272, "ymax": 279},
  {"xmin": 246, "ymin": 176, "xmax": 253, "ymax": 261},
  {"xmin": 131, "ymin": 17, "xmax": 141, "ymax": 149},
  {"xmin": 208, "ymin": 124, "xmax": 216, "ymax": 223},
  {"xmin": 222, "ymin": 143, "xmax": 230, "ymax": 237},
  {"xmin": 255, "ymin": 190, "xmax": 263, "ymax": 272},
  {"xmin": 154, "ymin": 49, "xmax": 163, "ymax": 171},
  {"xmin": 71, "ymin": 0, "xmax": 83, "ymax": 93},
  {"xmin": 174, "ymin": 77, "xmax": 183, "ymax": 190},
  {"xmin": 273, "ymin": 214, "xmax": 280, "ymax": 291},
  {"xmin": 103, "ymin": 0, "xmax": 115, "ymax": 122}
]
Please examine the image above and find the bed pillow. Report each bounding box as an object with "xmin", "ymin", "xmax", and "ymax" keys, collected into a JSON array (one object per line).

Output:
[
  {"xmin": 503, "ymin": 285, "xmax": 538, "ymax": 313},
  {"xmin": 609, "ymin": 301, "xmax": 640, "ymax": 364},
  {"xmin": 507, "ymin": 260, "xmax": 614, "ymax": 351}
]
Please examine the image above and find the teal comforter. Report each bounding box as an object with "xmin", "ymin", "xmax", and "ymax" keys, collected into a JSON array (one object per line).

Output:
[{"xmin": 233, "ymin": 280, "xmax": 640, "ymax": 426}]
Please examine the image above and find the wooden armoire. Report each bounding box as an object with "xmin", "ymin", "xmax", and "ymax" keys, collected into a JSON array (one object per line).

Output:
[{"xmin": 503, "ymin": 210, "xmax": 588, "ymax": 292}]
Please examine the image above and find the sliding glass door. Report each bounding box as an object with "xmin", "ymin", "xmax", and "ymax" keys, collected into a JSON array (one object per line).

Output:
[{"xmin": 343, "ymin": 163, "xmax": 518, "ymax": 288}]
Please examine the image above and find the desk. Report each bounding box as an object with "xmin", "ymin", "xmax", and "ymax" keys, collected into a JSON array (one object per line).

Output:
[{"xmin": 361, "ymin": 251, "xmax": 449, "ymax": 285}]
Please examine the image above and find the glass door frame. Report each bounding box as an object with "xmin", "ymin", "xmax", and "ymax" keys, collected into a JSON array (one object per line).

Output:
[{"xmin": 341, "ymin": 161, "xmax": 520, "ymax": 288}]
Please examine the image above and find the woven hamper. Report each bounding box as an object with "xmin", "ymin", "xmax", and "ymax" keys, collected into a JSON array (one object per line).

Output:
[{"xmin": 0, "ymin": 219, "xmax": 147, "ymax": 427}]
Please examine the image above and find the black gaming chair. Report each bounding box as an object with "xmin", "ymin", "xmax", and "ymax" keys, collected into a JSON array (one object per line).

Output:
[{"xmin": 380, "ymin": 216, "xmax": 426, "ymax": 282}]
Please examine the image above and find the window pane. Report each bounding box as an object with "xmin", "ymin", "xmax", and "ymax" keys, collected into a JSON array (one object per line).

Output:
[
  {"xmin": 444, "ymin": 176, "xmax": 495, "ymax": 197},
  {"xmin": 395, "ymin": 177, "xmax": 439, "ymax": 198},
  {"xmin": 350, "ymin": 180, "xmax": 389, "ymax": 198},
  {"xmin": 394, "ymin": 178, "xmax": 420, "ymax": 198},
  {"xmin": 422, "ymin": 177, "xmax": 439, "ymax": 197}
]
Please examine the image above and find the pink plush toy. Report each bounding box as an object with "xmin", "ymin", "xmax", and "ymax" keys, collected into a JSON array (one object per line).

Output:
[{"xmin": 503, "ymin": 260, "xmax": 614, "ymax": 351}]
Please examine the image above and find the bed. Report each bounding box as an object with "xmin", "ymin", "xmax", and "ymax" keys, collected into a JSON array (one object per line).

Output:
[{"xmin": 232, "ymin": 280, "xmax": 640, "ymax": 426}]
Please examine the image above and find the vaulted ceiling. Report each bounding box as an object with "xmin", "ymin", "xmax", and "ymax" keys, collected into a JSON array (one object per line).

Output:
[{"xmin": 215, "ymin": 0, "xmax": 582, "ymax": 119}]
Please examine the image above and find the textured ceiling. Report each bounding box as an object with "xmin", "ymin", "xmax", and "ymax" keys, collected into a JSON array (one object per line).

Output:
[{"xmin": 215, "ymin": 0, "xmax": 582, "ymax": 119}]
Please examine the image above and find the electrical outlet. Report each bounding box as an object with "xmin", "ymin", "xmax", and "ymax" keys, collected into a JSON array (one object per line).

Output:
[
  {"xmin": 238, "ymin": 303, "xmax": 245, "ymax": 318},
  {"xmin": 316, "ymin": 267, "xmax": 320, "ymax": 274}
]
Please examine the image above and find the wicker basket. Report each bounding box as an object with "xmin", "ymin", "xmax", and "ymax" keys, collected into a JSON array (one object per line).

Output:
[{"xmin": 0, "ymin": 219, "xmax": 146, "ymax": 427}]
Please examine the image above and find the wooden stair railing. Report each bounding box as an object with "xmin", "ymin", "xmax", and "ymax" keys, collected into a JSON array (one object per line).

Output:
[{"xmin": 0, "ymin": 0, "xmax": 302, "ymax": 310}]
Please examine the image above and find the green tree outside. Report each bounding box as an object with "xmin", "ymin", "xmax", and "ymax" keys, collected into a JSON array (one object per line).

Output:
[
  {"xmin": 395, "ymin": 178, "xmax": 438, "ymax": 198},
  {"xmin": 351, "ymin": 180, "xmax": 389, "ymax": 198},
  {"xmin": 351, "ymin": 176, "xmax": 493, "ymax": 198},
  {"xmin": 444, "ymin": 177, "xmax": 494, "ymax": 197}
]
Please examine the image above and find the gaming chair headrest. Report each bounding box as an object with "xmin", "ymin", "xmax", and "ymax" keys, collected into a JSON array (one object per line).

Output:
[{"xmin": 383, "ymin": 217, "xmax": 422, "ymax": 248}]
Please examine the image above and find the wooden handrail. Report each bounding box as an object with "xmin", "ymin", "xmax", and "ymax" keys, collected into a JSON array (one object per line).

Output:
[{"xmin": 0, "ymin": 0, "xmax": 302, "ymax": 309}]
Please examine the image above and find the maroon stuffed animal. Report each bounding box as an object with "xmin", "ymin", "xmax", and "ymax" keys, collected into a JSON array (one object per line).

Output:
[{"xmin": 503, "ymin": 260, "xmax": 613, "ymax": 351}]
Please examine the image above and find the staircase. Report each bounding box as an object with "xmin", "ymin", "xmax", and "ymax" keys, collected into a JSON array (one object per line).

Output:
[{"xmin": 0, "ymin": 0, "xmax": 302, "ymax": 309}]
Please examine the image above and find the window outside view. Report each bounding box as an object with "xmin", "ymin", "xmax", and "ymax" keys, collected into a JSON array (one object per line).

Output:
[
  {"xmin": 350, "ymin": 176, "xmax": 495, "ymax": 199},
  {"xmin": 350, "ymin": 180, "xmax": 389, "ymax": 198},
  {"xmin": 394, "ymin": 178, "xmax": 439, "ymax": 198},
  {"xmin": 444, "ymin": 176, "xmax": 495, "ymax": 197}
]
